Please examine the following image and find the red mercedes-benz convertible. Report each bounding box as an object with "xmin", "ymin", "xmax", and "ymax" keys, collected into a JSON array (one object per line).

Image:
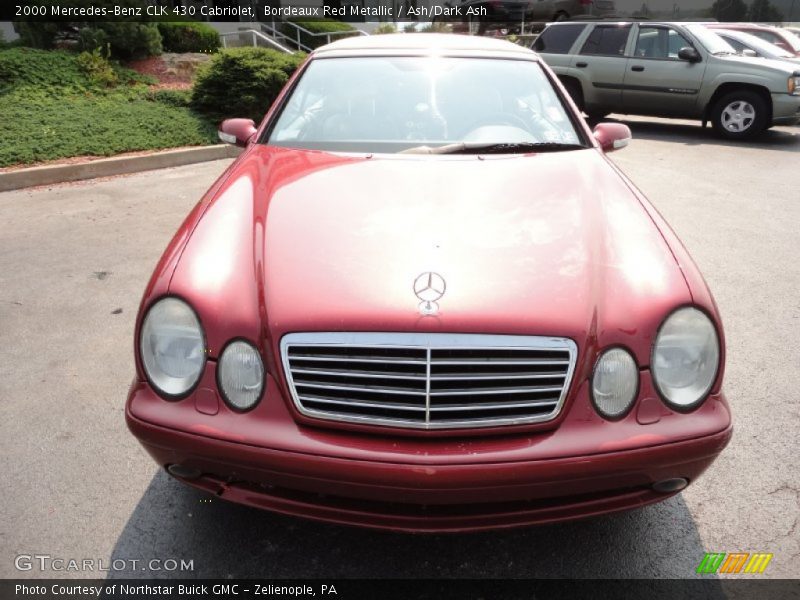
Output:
[{"xmin": 127, "ymin": 34, "xmax": 732, "ymax": 532}]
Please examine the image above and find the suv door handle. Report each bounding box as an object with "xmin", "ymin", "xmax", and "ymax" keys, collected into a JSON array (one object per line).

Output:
[
  {"xmin": 576, "ymin": 62, "xmax": 588, "ymax": 68},
  {"xmin": 631, "ymin": 65, "xmax": 645, "ymax": 72}
]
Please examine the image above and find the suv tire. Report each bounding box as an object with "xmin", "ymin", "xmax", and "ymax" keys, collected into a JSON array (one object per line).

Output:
[{"xmin": 711, "ymin": 90, "xmax": 768, "ymax": 140}]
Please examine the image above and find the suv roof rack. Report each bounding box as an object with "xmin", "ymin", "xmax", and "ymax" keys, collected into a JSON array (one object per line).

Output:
[
  {"xmin": 561, "ymin": 15, "xmax": 649, "ymax": 21},
  {"xmin": 557, "ymin": 16, "xmax": 719, "ymax": 23}
]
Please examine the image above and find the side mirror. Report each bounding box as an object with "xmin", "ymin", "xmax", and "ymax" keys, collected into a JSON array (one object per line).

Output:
[
  {"xmin": 678, "ymin": 46, "xmax": 701, "ymax": 63},
  {"xmin": 218, "ymin": 118, "xmax": 257, "ymax": 147},
  {"xmin": 741, "ymin": 49, "xmax": 758, "ymax": 58},
  {"xmin": 593, "ymin": 122, "xmax": 632, "ymax": 153}
]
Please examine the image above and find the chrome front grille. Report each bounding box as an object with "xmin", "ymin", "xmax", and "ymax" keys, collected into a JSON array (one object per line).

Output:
[{"xmin": 280, "ymin": 333, "xmax": 577, "ymax": 430}]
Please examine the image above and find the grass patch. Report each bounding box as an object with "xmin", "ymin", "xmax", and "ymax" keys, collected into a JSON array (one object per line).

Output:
[{"xmin": 0, "ymin": 48, "xmax": 217, "ymax": 168}]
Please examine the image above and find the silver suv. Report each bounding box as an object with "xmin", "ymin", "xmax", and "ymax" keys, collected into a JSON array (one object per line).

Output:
[{"xmin": 533, "ymin": 21, "xmax": 800, "ymax": 139}]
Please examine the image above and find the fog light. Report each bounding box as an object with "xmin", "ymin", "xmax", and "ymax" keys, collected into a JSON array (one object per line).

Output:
[
  {"xmin": 166, "ymin": 464, "xmax": 202, "ymax": 480},
  {"xmin": 652, "ymin": 478, "xmax": 688, "ymax": 493}
]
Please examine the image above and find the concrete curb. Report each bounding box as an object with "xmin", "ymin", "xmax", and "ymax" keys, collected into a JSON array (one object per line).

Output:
[{"xmin": 0, "ymin": 144, "xmax": 242, "ymax": 192}]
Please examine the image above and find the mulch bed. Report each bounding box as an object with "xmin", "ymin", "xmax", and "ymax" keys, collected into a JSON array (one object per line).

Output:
[{"xmin": 127, "ymin": 55, "xmax": 193, "ymax": 90}]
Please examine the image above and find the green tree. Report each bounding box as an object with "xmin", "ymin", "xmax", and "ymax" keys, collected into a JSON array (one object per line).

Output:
[
  {"xmin": 191, "ymin": 48, "xmax": 305, "ymax": 122},
  {"xmin": 14, "ymin": 0, "xmax": 162, "ymax": 59},
  {"xmin": 709, "ymin": 0, "xmax": 748, "ymax": 21},
  {"xmin": 748, "ymin": 0, "xmax": 783, "ymax": 21},
  {"xmin": 374, "ymin": 23, "xmax": 397, "ymax": 34}
]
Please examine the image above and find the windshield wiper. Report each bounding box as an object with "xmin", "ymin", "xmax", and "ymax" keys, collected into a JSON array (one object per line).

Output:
[{"xmin": 400, "ymin": 141, "xmax": 586, "ymax": 155}]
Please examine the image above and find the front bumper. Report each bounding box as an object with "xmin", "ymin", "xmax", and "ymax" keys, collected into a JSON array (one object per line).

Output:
[
  {"xmin": 771, "ymin": 93, "xmax": 800, "ymax": 126},
  {"xmin": 129, "ymin": 411, "xmax": 731, "ymax": 532},
  {"xmin": 126, "ymin": 367, "xmax": 732, "ymax": 533}
]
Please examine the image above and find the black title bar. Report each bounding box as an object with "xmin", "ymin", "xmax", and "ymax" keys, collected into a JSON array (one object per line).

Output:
[
  {"xmin": 3, "ymin": 0, "xmax": 799, "ymax": 23},
  {"xmin": 3, "ymin": 579, "xmax": 800, "ymax": 600}
]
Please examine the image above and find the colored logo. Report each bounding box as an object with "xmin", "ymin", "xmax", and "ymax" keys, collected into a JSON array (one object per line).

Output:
[{"xmin": 696, "ymin": 553, "xmax": 773, "ymax": 574}]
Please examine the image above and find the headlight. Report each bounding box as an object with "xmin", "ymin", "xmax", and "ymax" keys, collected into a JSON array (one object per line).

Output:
[
  {"xmin": 789, "ymin": 75, "xmax": 800, "ymax": 96},
  {"xmin": 652, "ymin": 307, "xmax": 720, "ymax": 411},
  {"xmin": 218, "ymin": 340, "xmax": 264, "ymax": 411},
  {"xmin": 139, "ymin": 297, "xmax": 205, "ymax": 397},
  {"xmin": 591, "ymin": 348, "xmax": 639, "ymax": 419}
]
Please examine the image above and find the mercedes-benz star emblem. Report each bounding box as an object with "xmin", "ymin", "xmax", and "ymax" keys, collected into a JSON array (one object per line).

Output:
[{"xmin": 413, "ymin": 272, "xmax": 446, "ymax": 316}]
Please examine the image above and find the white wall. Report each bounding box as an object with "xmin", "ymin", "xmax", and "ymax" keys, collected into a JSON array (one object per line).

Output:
[{"xmin": 0, "ymin": 21, "xmax": 19, "ymax": 42}]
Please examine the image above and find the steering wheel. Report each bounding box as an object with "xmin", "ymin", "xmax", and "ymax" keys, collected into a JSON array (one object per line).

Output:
[{"xmin": 462, "ymin": 113, "xmax": 530, "ymax": 137}]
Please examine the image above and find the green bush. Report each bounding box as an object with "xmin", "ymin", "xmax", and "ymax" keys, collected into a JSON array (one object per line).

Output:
[
  {"xmin": 374, "ymin": 23, "xmax": 397, "ymax": 35},
  {"xmin": 191, "ymin": 47, "xmax": 305, "ymax": 121},
  {"xmin": 419, "ymin": 23, "xmax": 452, "ymax": 33},
  {"xmin": 1, "ymin": 38, "xmax": 25, "ymax": 49},
  {"xmin": 0, "ymin": 47, "xmax": 216, "ymax": 167},
  {"xmin": 14, "ymin": 0, "xmax": 162, "ymax": 59},
  {"xmin": 147, "ymin": 88, "xmax": 192, "ymax": 107},
  {"xmin": 12, "ymin": 21, "xmax": 63, "ymax": 50},
  {"xmin": 280, "ymin": 19, "xmax": 358, "ymax": 50},
  {"xmin": 0, "ymin": 47, "xmax": 151, "ymax": 93},
  {"xmin": 0, "ymin": 48, "xmax": 84, "ymax": 92},
  {"xmin": 77, "ymin": 23, "xmax": 162, "ymax": 60},
  {"xmin": 0, "ymin": 88, "xmax": 216, "ymax": 167},
  {"xmin": 76, "ymin": 47, "xmax": 118, "ymax": 87},
  {"xmin": 157, "ymin": 21, "xmax": 220, "ymax": 54}
]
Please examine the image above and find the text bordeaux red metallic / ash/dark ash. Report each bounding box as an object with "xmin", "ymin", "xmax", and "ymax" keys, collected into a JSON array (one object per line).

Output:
[{"xmin": 126, "ymin": 34, "xmax": 732, "ymax": 533}]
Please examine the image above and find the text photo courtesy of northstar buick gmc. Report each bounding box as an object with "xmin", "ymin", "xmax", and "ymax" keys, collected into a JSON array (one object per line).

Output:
[
  {"xmin": 127, "ymin": 34, "xmax": 732, "ymax": 533},
  {"xmin": 534, "ymin": 21, "xmax": 800, "ymax": 139}
]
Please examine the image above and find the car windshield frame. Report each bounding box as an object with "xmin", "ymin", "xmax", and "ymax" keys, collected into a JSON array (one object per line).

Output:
[
  {"xmin": 779, "ymin": 28, "xmax": 800, "ymax": 53},
  {"xmin": 718, "ymin": 30, "xmax": 794, "ymax": 59},
  {"xmin": 259, "ymin": 54, "xmax": 591, "ymax": 154},
  {"xmin": 685, "ymin": 25, "xmax": 738, "ymax": 55}
]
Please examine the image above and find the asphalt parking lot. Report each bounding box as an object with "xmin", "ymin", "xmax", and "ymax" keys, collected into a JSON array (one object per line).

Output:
[{"xmin": 1, "ymin": 116, "xmax": 798, "ymax": 581}]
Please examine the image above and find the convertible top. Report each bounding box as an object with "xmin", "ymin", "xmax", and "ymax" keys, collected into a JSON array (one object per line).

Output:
[{"xmin": 314, "ymin": 33, "xmax": 536, "ymax": 58}]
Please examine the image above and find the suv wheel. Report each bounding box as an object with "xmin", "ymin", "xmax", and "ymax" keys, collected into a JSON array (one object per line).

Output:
[{"xmin": 711, "ymin": 91, "xmax": 768, "ymax": 140}]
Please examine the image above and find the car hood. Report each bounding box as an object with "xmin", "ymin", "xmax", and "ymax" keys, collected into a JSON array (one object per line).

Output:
[
  {"xmin": 170, "ymin": 146, "xmax": 691, "ymax": 365},
  {"xmin": 715, "ymin": 53, "xmax": 800, "ymax": 75}
]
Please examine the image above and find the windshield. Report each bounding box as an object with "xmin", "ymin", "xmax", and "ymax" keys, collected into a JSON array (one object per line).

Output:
[
  {"xmin": 685, "ymin": 25, "xmax": 738, "ymax": 55},
  {"xmin": 780, "ymin": 28, "xmax": 800, "ymax": 53},
  {"xmin": 267, "ymin": 56, "xmax": 584, "ymax": 153},
  {"xmin": 721, "ymin": 30, "xmax": 794, "ymax": 58}
]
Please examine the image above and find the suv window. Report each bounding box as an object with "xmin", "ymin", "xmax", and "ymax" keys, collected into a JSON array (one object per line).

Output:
[
  {"xmin": 719, "ymin": 36, "xmax": 749, "ymax": 56},
  {"xmin": 580, "ymin": 25, "xmax": 631, "ymax": 57},
  {"xmin": 634, "ymin": 27, "xmax": 692, "ymax": 59},
  {"xmin": 749, "ymin": 30, "xmax": 781, "ymax": 46},
  {"xmin": 533, "ymin": 24, "xmax": 585, "ymax": 54}
]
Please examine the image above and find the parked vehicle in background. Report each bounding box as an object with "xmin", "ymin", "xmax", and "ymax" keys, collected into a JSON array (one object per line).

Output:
[
  {"xmin": 434, "ymin": 0, "xmax": 615, "ymax": 34},
  {"xmin": 706, "ymin": 24, "xmax": 800, "ymax": 57},
  {"xmin": 711, "ymin": 28, "xmax": 800, "ymax": 65},
  {"xmin": 433, "ymin": 0, "xmax": 528, "ymax": 35},
  {"xmin": 458, "ymin": 0, "xmax": 529, "ymax": 27},
  {"xmin": 527, "ymin": 0, "xmax": 616, "ymax": 22},
  {"xmin": 533, "ymin": 21, "xmax": 800, "ymax": 139}
]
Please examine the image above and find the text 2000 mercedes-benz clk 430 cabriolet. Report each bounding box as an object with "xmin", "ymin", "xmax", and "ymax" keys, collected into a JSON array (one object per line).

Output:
[{"xmin": 127, "ymin": 34, "xmax": 731, "ymax": 532}]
